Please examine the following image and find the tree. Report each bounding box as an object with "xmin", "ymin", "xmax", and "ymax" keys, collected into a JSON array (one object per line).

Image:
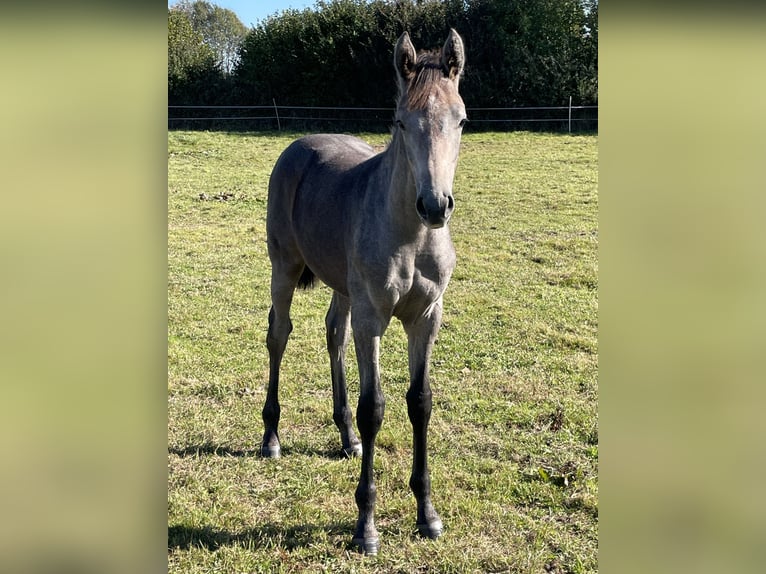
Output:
[
  {"xmin": 168, "ymin": 10, "xmax": 215, "ymax": 94},
  {"xmin": 578, "ymin": 0, "xmax": 598, "ymax": 103},
  {"xmin": 235, "ymin": 0, "xmax": 452, "ymax": 107},
  {"xmin": 167, "ymin": 0, "xmax": 597, "ymax": 122},
  {"xmin": 168, "ymin": 10, "xmax": 225, "ymax": 105},
  {"xmin": 171, "ymin": 0, "xmax": 248, "ymax": 74},
  {"xmin": 232, "ymin": 0, "xmax": 597, "ymax": 109}
]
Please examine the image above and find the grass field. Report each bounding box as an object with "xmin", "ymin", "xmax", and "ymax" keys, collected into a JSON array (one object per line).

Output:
[{"xmin": 168, "ymin": 129, "xmax": 598, "ymax": 573}]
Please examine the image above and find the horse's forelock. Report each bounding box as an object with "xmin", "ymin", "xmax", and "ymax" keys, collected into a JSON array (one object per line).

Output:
[{"xmin": 400, "ymin": 52, "xmax": 450, "ymax": 111}]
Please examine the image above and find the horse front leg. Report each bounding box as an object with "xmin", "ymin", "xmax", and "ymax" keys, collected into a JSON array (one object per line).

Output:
[
  {"xmin": 404, "ymin": 301, "xmax": 444, "ymax": 540},
  {"xmin": 350, "ymin": 311, "xmax": 388, "ymax": 555}
]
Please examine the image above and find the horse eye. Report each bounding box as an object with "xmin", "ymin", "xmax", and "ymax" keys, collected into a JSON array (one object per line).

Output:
[
  {"xmin": 396, "ymin": 119, "xmax": 406, "ymax": 131},
  {"xmin": 458, "ymin": 118, "xmax": 468, "ymax": 128}
]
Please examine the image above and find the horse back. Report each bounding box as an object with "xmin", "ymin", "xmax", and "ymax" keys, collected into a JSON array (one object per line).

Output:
[
  {"xmin": 268, "ymin": 133, "xmax": 376, "ymax": 210},
  {"xmin": 267, "ymin": 134, "xmax": 379, "ymax": 293}
]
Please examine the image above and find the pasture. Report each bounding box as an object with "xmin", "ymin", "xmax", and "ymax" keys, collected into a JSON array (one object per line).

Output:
[{"xmin": 168, "ymin": 130, "xmax": 598, "ymax": 573}]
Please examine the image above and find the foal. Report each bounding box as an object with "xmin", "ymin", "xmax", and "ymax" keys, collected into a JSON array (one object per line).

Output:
[{"xmin": 260, "ymin": 30, "xmax": 467, "ymax": 555}]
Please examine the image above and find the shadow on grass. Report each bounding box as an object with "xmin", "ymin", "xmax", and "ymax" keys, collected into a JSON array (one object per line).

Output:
[
  {"xmin": 168, "ymin": 444, "xmax": 257, "ymax": 458},
  {"xmin": 168, "ymin": 522, "xmax": 355, "ymax": 551},
  {"xmin": 168, "ymin": 443, "xmax": 357, "ymax": 460}
]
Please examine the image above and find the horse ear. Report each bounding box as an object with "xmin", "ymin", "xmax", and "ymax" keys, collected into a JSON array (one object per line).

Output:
[
  {"xmin": 441, "ymin": 29, "xmax": 465, "ymax": 81},
  {"xmin": 394, "ymin": 32, "xmax": 417, "ymax": 83}
]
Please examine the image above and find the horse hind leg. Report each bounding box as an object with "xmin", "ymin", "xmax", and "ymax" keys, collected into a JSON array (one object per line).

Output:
[
  {"xmin": 325, "ymin": 291, "xmax": 362, "ymax": 458},
  {"xmin": 260, "ymin": 261, "xmax": 305, "ymax": 458}
]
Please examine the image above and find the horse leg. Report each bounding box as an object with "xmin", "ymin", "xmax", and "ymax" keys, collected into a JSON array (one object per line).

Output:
[
  {"xmin": 260, "ymin": 263, "xmax": 302, "ymax": 459},
  {"xmin": 350, "ymin": 309, "xmax": 388, "ymax": 555},
  {"xmin": 325, "ymin": 291, "xmax": 362, "ymax": 458},
  {"xmin": 404, "ymin": 301, "xmax": 444, "ymax": 539}
]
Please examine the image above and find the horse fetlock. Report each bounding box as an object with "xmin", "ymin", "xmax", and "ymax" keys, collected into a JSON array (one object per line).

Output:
[
  {"xmin": 352, "ymin": 533, "xmax": 380, "ymax": 556},
  {"xmin": 260, "ymin": 443, "xmax": 281, "ymax": 459},
  {"xmin": 342, "ymin": 441, "xmax": 363, "ymax": 458},
  {"xmin": 335, "ymin": 411, "xmax": 362, "ymax": 457},
  {"xmin": 352, "ymin": 516, "xmax": 380, "ymax": 556},
  {"xmin": 416, "ymin": 516, "xmax": 443, "ymax": 540},
  {"xmin": 260, "ymin": 430, "xmax": 281, "ymax": 459},
  {"xmin": 416, "ymin": 500, "xmax": 442, "ymax": 539}
]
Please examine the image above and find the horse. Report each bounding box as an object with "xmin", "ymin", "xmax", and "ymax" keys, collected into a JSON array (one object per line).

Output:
[{"xmin": 260, "ymin": 29, "xmax": 467, "ymax": 555}]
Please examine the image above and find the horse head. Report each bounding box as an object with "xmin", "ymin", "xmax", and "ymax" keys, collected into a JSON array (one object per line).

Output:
[{"xmin": 394, "ymin": 29, "xmax": 467, "ymax": 229}]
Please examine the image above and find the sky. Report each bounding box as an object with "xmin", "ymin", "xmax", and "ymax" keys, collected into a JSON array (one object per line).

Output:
[{"xmin": 168, "ymin": 1, "xmax": 318, "ymax": 29}]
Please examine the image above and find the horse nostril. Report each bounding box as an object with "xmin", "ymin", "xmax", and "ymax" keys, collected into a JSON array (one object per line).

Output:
[
  {"xmin": 416, "ymin": 197, "xmax": 427, "ymax": 219},
  {"xmin": 446, "ymin": 195, "xmax": 454, "ymax": 211}
]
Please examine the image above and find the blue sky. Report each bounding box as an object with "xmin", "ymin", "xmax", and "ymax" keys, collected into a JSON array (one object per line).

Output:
[{"xmin": 168, "ymin": 1, "xmax": 318, "ymax": 29}]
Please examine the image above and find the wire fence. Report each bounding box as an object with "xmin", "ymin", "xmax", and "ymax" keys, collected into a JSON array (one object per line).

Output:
[{"xmin": 168, "ymin": 101, "xmax": 597, "ymax": 133}]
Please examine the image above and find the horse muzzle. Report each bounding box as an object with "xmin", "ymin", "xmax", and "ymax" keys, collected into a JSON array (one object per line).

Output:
[{"xmin": 415, "ymin": 192, "xmax": 454, "ymax": 229}]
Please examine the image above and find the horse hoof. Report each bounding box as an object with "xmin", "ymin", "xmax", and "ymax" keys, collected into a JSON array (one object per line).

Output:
[
  {"xmin": 352, "ymin": 536, "xmax": 379, "ymax": 556},
  {"xmin": 343, "ymin": 443, "xmax": 363, "ymax": 458},
  {"xmin": 416, "ymin": 519, "xmax": 443, "ymax": 540},
  {"xmin": 260, "ymin": 444, "xmax": 281, "ymax": 459}
]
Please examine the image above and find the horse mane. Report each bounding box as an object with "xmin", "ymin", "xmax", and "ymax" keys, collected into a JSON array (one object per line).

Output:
[{"xmin": 400, "ymin": 51, "xmax": 448, "ymax": 111}]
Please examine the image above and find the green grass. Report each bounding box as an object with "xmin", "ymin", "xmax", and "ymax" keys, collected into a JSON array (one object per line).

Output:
[{"xmin": 168, "ymin": 130, "xmax": 598, "ymax": 573}]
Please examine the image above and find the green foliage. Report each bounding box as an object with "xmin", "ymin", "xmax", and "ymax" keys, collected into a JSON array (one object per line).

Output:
[
  {"xmin": 168, "ymin": 9, "xmax": 224, "ymax": 104},
  {"xmin": 168, "ymin": 10, "xmax": 215, "ymax": 86},
  {"xmin": 172, "ymin": 0, "xmax": 248, "ymax": 74},
  {"xmin": 167, "ymin": 0, "xmax": 598, "ymax": 111},
  {"xmin": 460, "ymin": 0, "xmax": 598, "ymax": 105},
  {"xmin": 168, "ymin": 130, "xmax": 598, "ymax": 572},
  {"xmin": 236, "ymin": 1, "xmax": 392, "ymax": 106},
  {"xmin": 233, "ymin": 0, "xmax": 597, "ymax": 108}
]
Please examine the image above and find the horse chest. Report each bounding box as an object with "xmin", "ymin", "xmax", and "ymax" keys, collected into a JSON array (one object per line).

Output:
[{"xmin": 388, "ymin": 247, "xmax": 455, "ymax": 320}]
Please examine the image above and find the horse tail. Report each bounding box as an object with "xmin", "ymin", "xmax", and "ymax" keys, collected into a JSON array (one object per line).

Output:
[{"xmin": 297, "ymin": 266, "xmax": 316, "ymax": 290}]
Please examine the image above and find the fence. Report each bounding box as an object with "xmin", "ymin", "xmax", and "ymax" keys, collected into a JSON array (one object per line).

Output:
[{"xmin": 168, "ymin": 101, "xmax": 597, "ymax": 133}]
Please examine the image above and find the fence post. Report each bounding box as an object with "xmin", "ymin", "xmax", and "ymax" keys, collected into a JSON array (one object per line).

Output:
[
  {"xmin": 568, "ymin": 96, "xmax": 572, "ymax": 134},
  {"xmin": 273, "ymin": 98, "xmax": 281, "ymax": 131}
]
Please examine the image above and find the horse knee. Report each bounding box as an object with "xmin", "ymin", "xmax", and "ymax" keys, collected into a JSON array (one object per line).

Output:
[
  {"xmin": 356, "ymin": 392, "xmax": 385, "ymax": 438},
  {"xmin": 406, "ymin": 388, "xmax": 432, "ymax": 426}
]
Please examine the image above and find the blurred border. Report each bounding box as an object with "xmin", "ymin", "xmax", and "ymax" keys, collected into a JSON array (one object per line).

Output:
[
  {"xmin": 0, "ymin": 4, "xmax": 167, "ymax": 573},
  {"xmin": 601, "ymin": 4, "xmax": 766, "ymax": 573}
]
